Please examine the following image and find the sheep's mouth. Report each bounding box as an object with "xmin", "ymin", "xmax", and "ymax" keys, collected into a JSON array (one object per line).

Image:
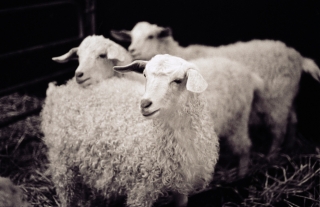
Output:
[
  {"xmin": 76, "ymin": 78, "xmax": 90, "ymax": 84},
  {"xmin": 142, "ymin": 109, "xmax": 160, "ymax": 117},
  {"xmin": 131, "ymin": 54, "xmax": 140, "ymax": 60},
  {"xmin": 131, "ymin": 53, "xmax": 145, "ymax": 60}
]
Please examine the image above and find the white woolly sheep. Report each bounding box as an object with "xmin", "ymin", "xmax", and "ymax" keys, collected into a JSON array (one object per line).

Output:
[
  {"xmin": 115, "ymin": 54, "xmax": 264, "ymax": 177},
  {"xmin": 0, "ymin": 177, "xmax": 29, "ymax": 207},
  {"xmin": 41, "ymin": 73, "xmax": 218, "ymax": 207},
  {"xmin": 111, "ymin": 21, "xmax": 320, "ymax": 157},
  {"xmin": 41, "ymin": 77, "xmax": 146, "ymax": 207},
  {"xmin": 52, "ymin": 35, "xmax": 144, "ymax": 88}
]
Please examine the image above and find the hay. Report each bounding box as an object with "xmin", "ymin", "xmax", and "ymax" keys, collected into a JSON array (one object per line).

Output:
[{"xmin": 0, "ymin": 92, "xmax": 319, "ymax": 207}]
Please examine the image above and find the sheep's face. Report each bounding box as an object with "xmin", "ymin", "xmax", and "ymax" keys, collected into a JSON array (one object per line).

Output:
[
  {"xmin": 76, "ymin": 37, "xmax": 118, "ymax": 87},
  {"xmin": 140, "ymin": 54, "xmax": 207, "ymax": 119},
  {"xmin": 113, "ymin": 54, "xmax": 208, "ymax": 119},
  {"xmin": 52, "ymin": 36, "xmax": 126, "ymax": 88},
  {"xmin": 141, "ymin": 55, "xmax": 187, "ymax": 118},
  {"xmin": 111, "ymin": 22, "xmax": 172, "ymax": 61}
]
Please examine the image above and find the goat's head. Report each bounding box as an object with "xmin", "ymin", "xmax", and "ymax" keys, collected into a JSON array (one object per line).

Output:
[
  {"xmin": 111, "ymin": 22, "xmax": 172, "ymax": 61},
  {"xmin": 52, "ymin": 35, "xmax": 127, "ymax": 88},
  {"xmin": 114, "ymin": 54, "xmax": 208, "ymax": 119}
]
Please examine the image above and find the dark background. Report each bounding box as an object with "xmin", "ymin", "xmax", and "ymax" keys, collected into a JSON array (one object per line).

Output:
[
  {"xmin": 1, "ymin": 0, "xmax": 320, "ymax": 143},
  {"xmin": 97, "ymin": 0, "xmax": 320, "ymax": 61}
]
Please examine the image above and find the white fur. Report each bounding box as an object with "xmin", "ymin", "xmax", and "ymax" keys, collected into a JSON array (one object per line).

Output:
[
  {"xmin": 135, "ymin": 54, "xmax": 263, "ymax": 176},
  {"xmin": 41, "ymin": 72, "xmax": 218, "ymax": 207},
  {"xmin": 52, "ymin": 35, "xmax": 144, "ymax": 88},
  {"xmin": 111, "ymin": 21, "xmax": 320, "ymax": 156}
]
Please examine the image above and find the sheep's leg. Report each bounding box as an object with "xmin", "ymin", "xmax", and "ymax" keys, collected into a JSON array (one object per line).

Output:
[
  {"xmin": 48, "ymin": 154, "xmax": 71, "ymax": 207},
  {"xmin": 264, "ymin": 81, "xmax": 298, "ymax": 159},
  {"xmin": 172, "ymin": 192, "xmax": 188, "ymax": 207},
  {"xmin": 267, "ymin": 117, "xmax": 288, "ymax": 159},
  {"xmin": 284, "ymin": 108, "xmax": 298, "ymax": 150},
  {"xmin": 234, "ymin": 148, "xmax": 251, "ymax": 177},
  {"xmin": 238, "ymin": 153, "xmax": 250, "ymax": 177},
  {"xmin": 51, "ymin": 164, "xmax": 87, "ymax": 207},
  {"xmin": 227, "ymin": 127, "xmax": 252, "ymax": 177},
  {"xmin": 268, "ymin": 130, "xmax": 285, "ymax": 158},
  {"xmin": 51, "ymin": 168, "xmax": 74, "ymax": 207},
  {"xmin": 126, "ymin": 186, "xmax": 155, "ymax": 207},
  {"xmin": 71, "ymin": 170, "xmax": 92, "ymax": 206}
]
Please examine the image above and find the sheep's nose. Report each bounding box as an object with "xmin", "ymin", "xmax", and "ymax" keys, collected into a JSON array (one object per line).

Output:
[
  {"xmin": 128, "ymin": 46, "xmax": 135, "ymax": 54},
  {"xmin": 75, "ymin": 71, "xmax": 84, "ymax": 78},
  {"xmin": 140, "ymin": 99, "xmax": 152, "ymax": 109}
]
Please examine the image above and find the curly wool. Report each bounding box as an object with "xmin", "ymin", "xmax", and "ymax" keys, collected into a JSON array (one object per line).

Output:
[
  {"xmin": 187, "ymin": 57, "xmax": 263, "ymax": 176},
  {"xmin": 168, "ymin": 39, "xmax": 320, "ymax": 155},
  {"xmin": 116, "ymin": 21, "xmax": 320, "ymax": 155},
  {"xmin": 42, "ymin": 77, "xmax": 148, "ymax": 206},
  {"xmin": 123, "ymin": 92, "xmax": 218, "ymax": 207},
  {"xmin": 41, "ymin": 77, "xmax": 218, "ymax": 207}
]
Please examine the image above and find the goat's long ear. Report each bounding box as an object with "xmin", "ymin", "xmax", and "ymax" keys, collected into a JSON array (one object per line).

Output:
[
  {"xmin": 157, "ymin": 27, "xmax": 172, "ymax": 38},
  {"xmin": 110, "ymin": 30, "xmax": 132, "ymax": 42},
  {"xmin": 52, "ymin": 47, "xmax": 78, "ymax": 63},
  {"xmin": 107, "ymin": 44, "xmax": 126, "ymax": 62},
  {"xmin": 186, "ymin": 68, "xmax": 208, "ymax": 93},
  {"xmin": 113, "ymin": 60, "xmax": 147, "ymax": 74}
]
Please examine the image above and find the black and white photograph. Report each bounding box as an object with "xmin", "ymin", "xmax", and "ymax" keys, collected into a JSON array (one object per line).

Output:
[{"xmin": 0, "ymin": 0, "xmax": 319, "ymax": 206}]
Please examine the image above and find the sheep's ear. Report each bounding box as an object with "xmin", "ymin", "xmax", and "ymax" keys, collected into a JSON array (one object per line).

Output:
[
  {"xmin": 110, "ymin": 30, "xmax": 132, "ymax": 42},
  {"xmin": 186, "ymin": 69, "xmax": 208, "ymax": 93},
  {"xmin": 113, "ymin": 60, "xmax": 147, "ymax": 74},
  {"xmin": 52, "ymin": 47, "xmax": 78, "ymax": 63},
  {"xmin": 107, "ymin": 44, "xmax": 126, "ymax": 62},
  {"xmin": 157, "ymin": 27, "xmax": 172, "ymax": 38}
]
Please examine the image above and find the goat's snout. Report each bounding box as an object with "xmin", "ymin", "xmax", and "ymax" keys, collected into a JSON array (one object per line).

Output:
[
  {"xmin": 128, "ymin": 47, "xmax": 135, "ymax": 54},
  {"xmin": 75, "ymin": 71, "xmax": 90, "ymax": 86},
  {"xmin": 75, "ymin": 71, "xmax": 84, "ymax": 78},
  {"xmin": 140, "ymin": 99, "xmax": 152, "ymax": 109}
]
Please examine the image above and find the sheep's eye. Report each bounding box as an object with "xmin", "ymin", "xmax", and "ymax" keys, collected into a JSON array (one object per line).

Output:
[
  {"xmin": 147, "ymin": 35, "xmax": 154, "ymax": 39},
  {"xmin": 143, "ymin": 73, "xmax": 146, "ymax": 77},
  {"xmin": 173, "ymin": 79, "xmax": 182, "ymax": 84},
  {"xmin": 99, "ymin": 54, "xmax": 106, "ymax": 58}
]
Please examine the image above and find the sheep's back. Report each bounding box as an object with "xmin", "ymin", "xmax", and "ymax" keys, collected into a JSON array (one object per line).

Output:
[
  {"xmin": 214, "ymin": 40, "xmax": 302, "ymax": 99},
  {"xmin": 186, "ymin": 40, "xmax": 302, "ymax": 99},
  {"xmin": 191, "ymin": 57, "xmax": 259, "ymax": 137}
]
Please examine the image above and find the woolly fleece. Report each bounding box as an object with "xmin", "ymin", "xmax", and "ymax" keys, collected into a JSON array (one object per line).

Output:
[
  {"xmin": 41, "ymin": 76, "xmax": 218, "ymax": 207},
  {"xmin": 113, "ymin": 22, "xmax": 320, "ymax": 155}
]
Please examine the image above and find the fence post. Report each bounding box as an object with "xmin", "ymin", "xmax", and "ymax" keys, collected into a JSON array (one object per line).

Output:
[{"xmin": 85, "ymin": 0, "xmax": 96, "ymax": 35}]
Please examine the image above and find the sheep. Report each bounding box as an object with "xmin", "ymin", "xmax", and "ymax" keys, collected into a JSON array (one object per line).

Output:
[
  {"xmin": 112, "ymin": 55, "xmax": 220, "ymax": 206},
  {"xmin": 42, "ymin": 77, "xmax": 146, "ymax": 206},
  {"xmin": 111, "ymin": 21, "xmax": 320, "ymax": 157},
  {"xmin": 115, "ymin": 54, "xmax": 264, "ymax": 177},
  {"xmin": 0, "ymin": 177, "xmax": 29, "ymax": 207},
  {"xmin": 52, "ymin": 35, "xmax": 144, "ymax": 88},
  {"xmin": 41, "ymin": 72, "xmax": 218, "ymax": 207}
]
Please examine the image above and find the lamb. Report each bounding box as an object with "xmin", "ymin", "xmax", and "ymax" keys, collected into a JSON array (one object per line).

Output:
[
  {"xmin": 52, "ymin": 35, "xmax": 144, "ymax": 88},
  {"xmin": 112, "ymin": 54, "xmax": 221, "ymax": 207},
  {"xmin": 0, "ymin": 177, "xmax": 29, "ymax": 207},
  {"xmin": 41, "ymin": 77, "xmax": 146, "ymax": 207},
  {"xmin": 111, "ymin": 21, "xmax": 320, "ymax": 157},
  {"xmin": 115, "ymin": 54, "xmax": 263, "ymax": 177},
  {"xmin": 41, "ymin": 71, "xmax": 218, "ymax": 207}
]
